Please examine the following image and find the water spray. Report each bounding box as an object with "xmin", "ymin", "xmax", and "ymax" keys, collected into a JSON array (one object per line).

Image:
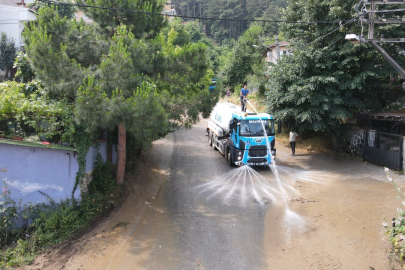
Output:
[{"xmin": 245, "ymin": 99, "xmax": 307, "ymax": 238}]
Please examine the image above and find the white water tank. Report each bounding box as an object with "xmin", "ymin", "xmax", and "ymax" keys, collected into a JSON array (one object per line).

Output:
[{"xmin": 210, "ymin": 102, "xmax": 242, "ymax": 133}]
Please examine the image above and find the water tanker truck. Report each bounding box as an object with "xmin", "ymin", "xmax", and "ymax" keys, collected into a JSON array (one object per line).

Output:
[{"xmin": 207, "ymin": 102, "xmax": 276, "ymax": 166}]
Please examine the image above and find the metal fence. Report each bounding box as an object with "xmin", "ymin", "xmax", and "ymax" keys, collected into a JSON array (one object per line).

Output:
[{"xmin": 364, "ymin": 131, "xmax": 403, "ymax": 171}]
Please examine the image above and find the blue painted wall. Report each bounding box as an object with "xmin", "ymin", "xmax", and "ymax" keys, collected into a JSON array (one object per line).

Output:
[
  {"xmin": 85, "ymin": 143, "xmax": 108, "ymax": 171},
  {"xmin": 0, "ymin": 141, "xmax": 109, "ymax": 205}
]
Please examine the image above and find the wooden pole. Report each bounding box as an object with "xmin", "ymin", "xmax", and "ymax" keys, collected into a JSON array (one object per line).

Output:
[{"xmin": 116, "ymin": 123, "xmax": 126, "ymax": 184}]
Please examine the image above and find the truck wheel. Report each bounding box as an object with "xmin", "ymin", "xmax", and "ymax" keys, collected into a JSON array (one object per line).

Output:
[
  {"xmin": 226, "ymin": 147, "xmax": 233, "ymax": 166},
  {"xmin": 212, "ymin": 135, "xmax": 217, "ymax": 150},
  {"xmin": 208, "ymin": 132, "xmax": 212, "ymax": 146}
]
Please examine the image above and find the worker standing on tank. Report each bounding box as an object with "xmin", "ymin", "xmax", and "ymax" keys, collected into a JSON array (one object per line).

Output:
[{"xmin": 240, "ymin": 83, "xmax": 249, "ymax": 112}]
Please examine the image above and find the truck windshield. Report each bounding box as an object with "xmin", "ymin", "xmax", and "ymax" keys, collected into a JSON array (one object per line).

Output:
[{"xmin": 239, "ymin": 119, "xmax": 275, "ymax": 137}]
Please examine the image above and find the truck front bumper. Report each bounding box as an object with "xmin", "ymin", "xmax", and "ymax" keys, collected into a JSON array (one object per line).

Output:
[
  {"xmin": 235, "ymin": 161, "xmax": 269, "ymax": 166},
  {"xmin": 235, "ymin": 154, "xmax": 276, "ymax": 167}
]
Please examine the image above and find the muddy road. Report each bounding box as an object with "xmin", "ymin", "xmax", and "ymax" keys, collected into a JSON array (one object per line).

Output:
[{"xmin": 23, "ymin": 118, "xmax": 403, "ymax": 270}]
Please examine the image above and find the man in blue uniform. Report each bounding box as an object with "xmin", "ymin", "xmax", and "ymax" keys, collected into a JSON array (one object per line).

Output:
[{"xmin": 240, "ymin": 84, "xmax": 249, "ymax": 112}]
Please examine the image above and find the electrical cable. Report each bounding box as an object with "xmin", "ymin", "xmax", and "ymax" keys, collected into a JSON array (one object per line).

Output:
[
  {"xmin": 35, "ymin": 0, "xmax": 350, "ymax": 25},
  {"xmin": 33, "ymin": 0, "xmax": 366, "ymax": 53},
  {"xmin": 291, "ymin": 15, "xmax": 361, "ymax": 52}
]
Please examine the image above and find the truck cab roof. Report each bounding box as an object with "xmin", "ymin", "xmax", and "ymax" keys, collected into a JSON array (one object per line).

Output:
[{"xmin": 233, "ymin": 112, "xmax": 273, "ymax": 121}]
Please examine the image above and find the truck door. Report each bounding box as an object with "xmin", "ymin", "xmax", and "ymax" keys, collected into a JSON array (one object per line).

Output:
[{"xmin": 232, "ymin": 119, "xmax": 238, "ymax": 143}]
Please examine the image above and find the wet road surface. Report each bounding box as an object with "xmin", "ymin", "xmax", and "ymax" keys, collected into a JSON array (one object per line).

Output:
[
  {"xmin": 111, "ymin": 120, "xmax": 270, "ymax": 269},
  {"xmin": 23, "ymin": 117, "xmax": 403, "ymax": 270}
]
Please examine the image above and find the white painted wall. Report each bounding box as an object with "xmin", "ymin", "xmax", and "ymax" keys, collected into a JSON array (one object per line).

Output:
[
  {"xmin": 266, "ymin": 47, "xmax": 291, "ymax": 65},
  {"xmin": 0, "ymin": 4, "xmax": 36, "ymax": 50}
]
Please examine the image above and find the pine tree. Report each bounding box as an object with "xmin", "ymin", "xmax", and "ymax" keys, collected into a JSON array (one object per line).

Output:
[
  {"xmin": 0, "ymin": 33, "xmax": 17, "ymax": 80},
  {"xmin": 24, "ymin": 3, "xmax": 216, "ymax": 184},
  {"xmin": 29, "ymin": 0, "xmax": 76, "ymax": 19}
]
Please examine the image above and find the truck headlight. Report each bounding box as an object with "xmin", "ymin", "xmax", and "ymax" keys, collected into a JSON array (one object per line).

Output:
[{"xmin": 238, "ymin": 156, "xmax": 242, "ymax": 161}]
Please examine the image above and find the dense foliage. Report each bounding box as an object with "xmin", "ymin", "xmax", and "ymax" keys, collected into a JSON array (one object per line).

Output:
[
  {"xmin": 221, "ymin": 25, "xmax": 264, "ymax": 89},
  {"xmin": 171, "ymin": 0, "xmax": 286, "ymax": 42},
  {"xmin": 0, "ymin": 81, "xmax": 74, "ymax": 140},
  {"xmin": 265, "ymin": 0, "xmax": 396, "ymax": 134},
  {"xmin": 28, "ymin": 0, "xmax": 76, "ymax": 19},
  {"xmin": 0, "ymin": 33, "xmax": 17, "ymax": 80},
  {"xmin": 23, "ymin": 2, "xmax": 218, "ymax": 183},
  {"xmin": 14, "ymin": 53, "xmax": 35, "ymax": 83}
]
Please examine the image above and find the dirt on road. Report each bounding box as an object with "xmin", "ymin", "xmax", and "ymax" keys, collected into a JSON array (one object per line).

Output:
[
  {"xmin": 264, "ymin": 143, "xmax": 405, "ymax": 270},
  {"xmin": 21, "ymin": 128, "xmax": 404, "ymax": 270}
]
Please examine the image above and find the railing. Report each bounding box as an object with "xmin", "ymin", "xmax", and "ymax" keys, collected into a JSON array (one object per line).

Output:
[{"xmin": 364, "ymin": 131, "xmax": 403, "ymax": 171}]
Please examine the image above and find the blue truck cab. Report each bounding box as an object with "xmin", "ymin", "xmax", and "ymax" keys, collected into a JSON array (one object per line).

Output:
[
  {"xmin": 208, "ymin": 103, "xmax": 276, "ymax": 167},
  {"xmin": 227, "ymin": 112, "xmax": 276, "ymax": 166}
]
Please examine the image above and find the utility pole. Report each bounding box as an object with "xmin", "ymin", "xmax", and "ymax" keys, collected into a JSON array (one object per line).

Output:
[
  {"xmin": 368, "ymin": 2, "xmax": 375, "ymax": 39},
  {"xmin": 275, "ymin": 34, "xmax": 280, "ymax": 63},
  {"xmin": 358, "ymin": 0, "xmax": 405, "ymax": 77}
]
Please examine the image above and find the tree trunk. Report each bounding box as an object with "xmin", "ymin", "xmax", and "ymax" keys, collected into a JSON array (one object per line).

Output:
[
  {"xmin": 4, "ymin": 67, "xmax": 10, "ymax": 80},
  {"xmin": 116, "ymin": 123, "xmax": 126, "ymax": 184}
]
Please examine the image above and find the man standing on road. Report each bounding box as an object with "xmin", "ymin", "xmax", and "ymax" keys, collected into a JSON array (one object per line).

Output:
[
  {"xmin": 240, "ymin": 84, "xmax": 249, "ymax": 112},
  {"xmin": 289, "ymin": 130, "xmax": 298, "ymax": 156}
]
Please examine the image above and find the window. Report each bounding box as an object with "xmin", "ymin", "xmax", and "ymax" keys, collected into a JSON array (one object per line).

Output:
[{"xmin": 239, "ymin": 120, "xmax": 275, "ymax": 137}]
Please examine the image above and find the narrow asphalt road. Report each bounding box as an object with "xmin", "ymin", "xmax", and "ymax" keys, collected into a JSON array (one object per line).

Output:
[
  {"xmin": 110, "ymin": 119, "xmax": 270, "ymax": 270},
  {"xmin": 25, "ymin": 117, "xmax": 403, "ymax": 270}
]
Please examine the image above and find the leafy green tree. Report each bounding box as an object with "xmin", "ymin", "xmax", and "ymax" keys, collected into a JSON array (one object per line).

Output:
[
  {"xmin": 28, "ymin": 0, "xmax": 76, "ymax": 19},
  {"xmin": 0, "ymin": 33, "xmax": 17, "ymax": 80},
  {"xmin": 14, "ymin": 52, "xmax": 35, "ymax": 83},
  {"xmin": 266, "ymin": 0, "xmax": 390, "ymax": 134},
  {"xmin": 161, "ymin": 18, "xmax": 191, "ymax": 46},
  {"xmin": 0, "ymin": 81, "xmax": 74, "ymax": 140},
  {"xmin": 78, "ymin": 0, "xmax": 166, "ymax": 39},
  {"xmin": 24, "ymin": 3, "xmax": 216, "ymax": 185},
  {"xmin": 250, "ymin": 0, "xmax": 287, "ymax": 37},
  {"xmin": 171, "ymin": 0, "xmax": 286, "ymax": 42},
  {"xmin": 222, "ymin": 25, "xmax": 264, "ymax": 89}
]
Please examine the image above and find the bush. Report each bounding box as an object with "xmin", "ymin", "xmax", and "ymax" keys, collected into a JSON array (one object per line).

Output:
[
  {"xmin": 88, "ymin": 152, "xmax": 114, "ymax": 194},
  {"xmin": 383, "ymin": 168, "xmax": 405, "ymax": 268},
  {"xmin": 258, "ymin": 84, "xmax": 266, "ymax": 96},
  {"xmin": 0, "ymin": 180, "xmax": 17, "ymax": 247}
]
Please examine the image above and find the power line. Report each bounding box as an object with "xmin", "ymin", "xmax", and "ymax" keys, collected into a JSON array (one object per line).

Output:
[
  {"xmin": 292, "ymin": 15, "xmax": 361, "ymax": 52},
  {"xmin": 36, "ymin": 0, "xmax": 349, "ymax": 25}
]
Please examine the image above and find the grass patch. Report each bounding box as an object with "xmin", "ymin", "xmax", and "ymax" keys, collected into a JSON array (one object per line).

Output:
[
  {"xmin": 276, "ymin": 128, "xmax": 331, "ymax": 154},
  {"xmin": 220, "ymin": 92, "xmax": 267, "ymax": 113}
]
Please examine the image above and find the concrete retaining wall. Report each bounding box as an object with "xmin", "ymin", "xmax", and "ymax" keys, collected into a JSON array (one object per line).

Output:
[{"xmin": 0, "ymin": 141, "xmax": 109, "ymax": 205}]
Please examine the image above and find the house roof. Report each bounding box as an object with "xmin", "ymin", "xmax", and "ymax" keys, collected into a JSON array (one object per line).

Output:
[
  {"xmin": 267, "ymin": 41, "xmax": 290, "ymax": 49},
  {"xmin": 361, "ymin": 110, "xmax": 405, "ymax": 121},
  {"xmin": 0, "ymin": 3, "xmax": 37, "ymax": 18}
]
